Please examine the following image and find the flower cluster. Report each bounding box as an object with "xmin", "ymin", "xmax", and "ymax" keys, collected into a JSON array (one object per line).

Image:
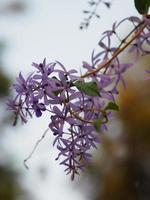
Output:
[{"xmin": 7, "ymin": 15, "xmax": 150, "ymax": 180}]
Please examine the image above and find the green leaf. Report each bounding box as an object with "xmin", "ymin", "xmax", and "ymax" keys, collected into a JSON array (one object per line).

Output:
[
  {"xmin": 74, "ymin": 81, "xmax": 100, "ymax": 96},
  {"xmin": 105, "ymin": 102, "xmax": 119, "ymax": 111},
  {"xmin": 134, "ymin": 0, "xmax": 150, "ymax": 14},
  {"xmin": 53, "ymin": 90, "xmax": 60, "ymax": 96},
  {"xmin": 0, "ymin": 71, "xmax": 11, "ymax": 97},
  {"xmin": 93, "ymin": 119, "xmax": 102, "ymax": 132}
]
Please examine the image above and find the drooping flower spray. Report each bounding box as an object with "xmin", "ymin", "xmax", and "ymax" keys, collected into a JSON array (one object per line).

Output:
[{"xmin": 7, "ymin": 1, "xmax": 150, "ymax": 180}]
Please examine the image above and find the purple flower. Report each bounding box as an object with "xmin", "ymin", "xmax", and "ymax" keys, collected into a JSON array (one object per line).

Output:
[
  {"xmin": 32, "ymin": 101, "xmax": 46, "ymax": 117},
  {"xmin": 7, "ymin": 98, "xmax": 29, "ymax": 125},
  {"xmin": 7, "ymin": 15, "xmax": 150, "ymax": 180},
  {"xmin": 13, "ymin": 72, "xmax": 33, "ymax": 96},
  {"xmin": 145, "ymin": 70, "xmax": 150, "ymax": 80}
]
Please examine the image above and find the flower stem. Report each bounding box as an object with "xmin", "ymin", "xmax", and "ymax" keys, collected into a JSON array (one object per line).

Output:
[{"xmin": 81, "ymin": 21, "xmax": 147, "ymax": 78}]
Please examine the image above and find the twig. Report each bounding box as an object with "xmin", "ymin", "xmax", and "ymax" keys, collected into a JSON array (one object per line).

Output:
[
  {"xmin": 24, "ymin": 128, "xmax": 49, "ymax": 170},
  {"xmin": 81, "ymin": 21, "xmax": 147, "ymax": 78}
]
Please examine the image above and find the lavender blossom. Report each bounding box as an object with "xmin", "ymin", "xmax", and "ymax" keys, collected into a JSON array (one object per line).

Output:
[{"xmin": 7, "ymin": 15, "xmax": 150, "ymax": 180}]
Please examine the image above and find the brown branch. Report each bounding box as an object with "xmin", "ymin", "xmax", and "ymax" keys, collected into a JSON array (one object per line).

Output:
[{"xmin": 81, "ymin": 21, "xmax": 147, "ymax": 78}]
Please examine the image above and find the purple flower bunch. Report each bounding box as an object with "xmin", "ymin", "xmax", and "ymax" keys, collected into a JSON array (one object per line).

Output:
[{"xmin": 7, "ymin": 15, "xmax": 150, "ymax": 180}]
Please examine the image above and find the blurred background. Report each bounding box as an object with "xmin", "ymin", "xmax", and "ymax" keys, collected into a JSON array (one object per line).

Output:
[{"xmin": 1, "ymin": 0, "xmax": 150, "ymax": 200}]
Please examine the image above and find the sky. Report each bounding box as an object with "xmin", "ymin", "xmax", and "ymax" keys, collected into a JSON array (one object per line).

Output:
[{"xmin": 0, "ymin": 0, "xmax": 138, "ymax": 200}]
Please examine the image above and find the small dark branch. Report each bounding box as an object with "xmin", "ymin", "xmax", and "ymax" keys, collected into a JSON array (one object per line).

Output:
[{"xmin": 80, "ymin": 0, "xmax": 112, "ymax": 29}]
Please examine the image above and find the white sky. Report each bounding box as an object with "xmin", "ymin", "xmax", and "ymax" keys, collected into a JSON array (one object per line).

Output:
[{"xmin": 0, "ymin": 0, "xmax": 138, "ymax": 200}]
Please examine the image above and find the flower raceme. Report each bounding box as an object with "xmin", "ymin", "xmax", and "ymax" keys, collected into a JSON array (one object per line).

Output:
[{"xmin": 7, "ymin": 15, "xmax": 150, "ymax": 180}]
